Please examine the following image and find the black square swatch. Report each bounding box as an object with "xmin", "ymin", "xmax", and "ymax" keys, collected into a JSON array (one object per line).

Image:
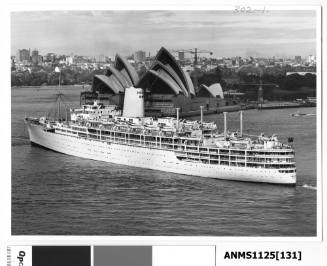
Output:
[{"xmin": 32, "ymin": 246, "xmax": 90, "ymax": 266}]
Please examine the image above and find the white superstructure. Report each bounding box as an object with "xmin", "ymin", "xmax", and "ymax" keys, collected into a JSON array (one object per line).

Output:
[
  {"xmin": 70, "ymin": 100, "xmax": 121, "ymax": 121},
  {"xmin": 24, "ymin": 88, "xmax": 296, "ymax": 185}
]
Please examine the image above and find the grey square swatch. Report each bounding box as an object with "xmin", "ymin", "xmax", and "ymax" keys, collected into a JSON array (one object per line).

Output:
[{"xmin": 94, "ymin": 246, "xmax": 152, "ymax": 266}]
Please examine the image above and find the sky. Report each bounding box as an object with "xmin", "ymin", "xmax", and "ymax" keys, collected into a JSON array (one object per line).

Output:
[{"xmin": 11, "ymin": 10, "xmax": 317, "ymax": 58}]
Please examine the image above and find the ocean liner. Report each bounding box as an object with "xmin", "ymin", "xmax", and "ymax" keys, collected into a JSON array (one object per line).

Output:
[{"xmin": 25, "ymin": 87, "xmax": 296, "ymax": 185}]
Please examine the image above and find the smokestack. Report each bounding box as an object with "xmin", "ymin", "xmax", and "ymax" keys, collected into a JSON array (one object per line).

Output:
[
  {"xmin": 123, "ymin": 87, "xmax": 144, "ymax": 117},
  {"xmin": 240, "ymin": 111, "xmax": 243, "ymax": 137},
  {"xmin": 176, "ymin": 108, "xmax": 180, "ymax": 131},
  {"xmin": 224, "ymin": 112, "xmax": 227, "ymax": 139}
]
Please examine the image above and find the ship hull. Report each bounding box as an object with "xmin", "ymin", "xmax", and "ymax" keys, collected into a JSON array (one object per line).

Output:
[{"xmin": 25, "ymin": 122, "xmax": 296, "ymax": 185}]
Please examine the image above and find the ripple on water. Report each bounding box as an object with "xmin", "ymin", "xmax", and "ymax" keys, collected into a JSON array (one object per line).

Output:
[{"xmin": 11, "ymin": 87, "xmax": 317, "ymax": 236}]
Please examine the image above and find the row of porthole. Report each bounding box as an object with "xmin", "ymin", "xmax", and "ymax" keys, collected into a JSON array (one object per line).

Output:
[
  {"xmin": 50, "ymin": 135, "xmax": 275, "ymax": 175},
  {"xmin": 63, "ymin": 138, "xmax": 101, "ymax": 155},
  {"xmin": 37, "ymin": 139, "xmax": 275, "ymax": 179},
  {"xmin": 180, "ymin": 162, "xmax": 274, "ymax": 174},
  {"xmin": 62, "ymin": 145, "xmax": 266, "ymax": 176}
]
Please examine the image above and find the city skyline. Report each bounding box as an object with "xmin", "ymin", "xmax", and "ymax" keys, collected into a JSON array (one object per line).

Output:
[{"xmin": 11, "ymin": 10, "xmax": 317, "ymax": 58}]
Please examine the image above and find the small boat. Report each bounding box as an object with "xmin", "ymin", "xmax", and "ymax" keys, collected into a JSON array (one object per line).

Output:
[{"xmin": 291, "ymin": 111, "xmax": 316, "ymax": 117}]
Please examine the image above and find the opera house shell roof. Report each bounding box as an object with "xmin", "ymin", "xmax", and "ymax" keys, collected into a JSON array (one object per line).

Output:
[
  {"xmin": 92, "ymin": 47, "xmax": 219, "ymax": 98},
  {"xmin": 137, "ymin": 47, "xmax": 195, "ymax": 96},
  {"xmin": 198, "ymin": 83, "xmax": 224, "ymax": 99},
  {"xmin": 92, "ymin": 54, "xmax": 139, "ymax": 94}
]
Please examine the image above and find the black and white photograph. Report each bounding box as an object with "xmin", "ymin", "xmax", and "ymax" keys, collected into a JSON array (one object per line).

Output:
[{"xmin": 11, "ymin": 8, "xmax": 319, "ymax": 236}]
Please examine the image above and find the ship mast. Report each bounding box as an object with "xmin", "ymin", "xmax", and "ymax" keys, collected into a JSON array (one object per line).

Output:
[
  {"xmin": 56, "ymin": 92, "xmax": 65, "ymax": 120},
  {"xmin": 223, "ymin": 112, "xmax": 227, "ymax": 139},
  {"xmin": 240, "ymin": 110, "xmax": 243, "ymax": 137},
  {"xmin": 54, "ymin": 66, "xmax": 67, "ymax": 120}
]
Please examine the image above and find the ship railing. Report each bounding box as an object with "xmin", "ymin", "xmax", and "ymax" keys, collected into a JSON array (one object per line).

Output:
[
  {"xmin": 229, "ymin": 157, "xmax": 246, "ymax": 162},
  {"xmin": 55, "ymin": 126, "xmax": 296, "ymax": 158},
  {"xmin": 230, "ymin": 150, "xmax": 246, "ymax": 155},
  {"xmin": 174, "ymin": 152, "xmax": 186, "ymax": 157},
  {"xmin": 175, "ymin": 148, "xmax": 294, "ymax": 158},
  {"xmin": 184, "ymin": 154, "xmax": 201, "ymax": 159},
  {"xmin": 246, "ymin": 153, "xmax": 294, "ymax": 158},
  {"xmin": 246, "ymin": 160, "xmax": 295, "ymax": 165},
  {"xmin": 247, "ymin": 156, "xmax": 294, "ymax": 162},
  {"xmin": 265, "ymin": 158, "xmax": 295, "ymax": 163},
  {"xmin": 250, "ymin": 144, "xmax": 293, "ymax": 150}
]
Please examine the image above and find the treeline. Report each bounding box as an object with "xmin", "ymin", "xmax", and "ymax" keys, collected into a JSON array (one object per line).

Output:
[
  {"xmin": 263, "ymin": 73, "xmax": 316, "ymax": 100},
  {"xmin": 239, "ymin": 73, "xmax": 316, "ymax": 101},
  {"xmin": 11, "ymin": 68, "xmax": 103, "ymax": 87},
  {"xmin": 231, "ymin": 65, "xmax": 316, "ymax": 100},
  {"xmin": 197, "ymin": 67, "xmax": 223, "ymax": 86},
  {"xmin": 12, "ymin": 65, "xmax": 316, "ymax": 101}
]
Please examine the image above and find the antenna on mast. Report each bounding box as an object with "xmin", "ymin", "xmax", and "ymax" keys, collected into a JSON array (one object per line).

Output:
[{"xmin": 55, "ymin": 66, "xmax": 61, "ymax": 92}]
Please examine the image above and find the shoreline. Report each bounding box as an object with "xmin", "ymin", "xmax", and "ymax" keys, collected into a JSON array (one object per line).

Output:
[
  {"xmin": 179, "ymin": 103, "xmax": 315, "ymax": 118},
  {"xmin": 11, "ymin": 84, "xmax": 91, "ymax": 89},
  {"xmin": 11, "ymin": 86, "xmax": 316, "ymax": 115}
]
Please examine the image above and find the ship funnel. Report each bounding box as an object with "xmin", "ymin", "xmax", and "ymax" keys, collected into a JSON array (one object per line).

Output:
[
  {"xmin": 123, "ymin": 87, "xmax": 144, "ymax": 117},
  {"xmin": 240, "ymin": 110, "xmax": 243, "ymax": 137},
  {"xmin": 200, "ymin": 106, "xmax": 204, "ymax": 126},
  {"xmin": 223, "ymin": 112, "xmax": 227, "ymax": 139}
]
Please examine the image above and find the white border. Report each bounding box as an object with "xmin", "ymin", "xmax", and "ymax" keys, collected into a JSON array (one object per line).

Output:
[{"xmin": 1, "ymin": 0, "xmax": 326, "ymax": 265}]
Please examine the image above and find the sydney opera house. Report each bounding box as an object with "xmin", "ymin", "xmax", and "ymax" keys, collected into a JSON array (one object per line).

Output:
[{"xmin": 84, "ymin": 47, "xmax": 228, "ymax": 116}]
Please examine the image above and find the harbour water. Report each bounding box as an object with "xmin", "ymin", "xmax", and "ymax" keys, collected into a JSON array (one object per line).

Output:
[{"xmin": 11, "ymin": 86, "xmax": 317, "ymax": 236}]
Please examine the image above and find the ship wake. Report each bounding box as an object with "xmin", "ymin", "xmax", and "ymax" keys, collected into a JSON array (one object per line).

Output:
[{"xmin": 302, "ymin": 184, "xmax": 317, "ymax": 190}]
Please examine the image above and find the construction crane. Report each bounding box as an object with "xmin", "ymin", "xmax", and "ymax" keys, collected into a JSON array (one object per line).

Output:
[
  {"xmin": 171, "ymin": 48, "xmax": 213, "ymax": 92},
  {"xmin": 171, "ymin": 48, "xmax": 213, "ymax": 66}
]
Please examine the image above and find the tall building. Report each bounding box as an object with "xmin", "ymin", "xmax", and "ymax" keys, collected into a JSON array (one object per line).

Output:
[
  {"xmin": 16, "ymin": 49, "xmax": 30, "ymax": 63},
  {"xmin": 307, "ymin": 55, "xmax": 316, "ymax": 64},
  {"xmin": 294, "ymin": 56, "xmax": 302, "ymax": 64},
  {"xmin": 97, "ymin": 54, "xmax": 105, "ymax": 63},
  {"xmin": 37, "ymin": 55, "xmax": 43, "ymax": 64},
  {"xmin": 66, "ymin": 56, "xmax": 74, "ymax": 65},
  {"xmin": 31, "ymin": 49, "xmax": 39, "ymax": 64},
  {"xmin": 134, "ymin": 50, "xmax": 146, "ymax": 63},
  {"xmin": 44, "ymin": 53, "xmax": 56, "ymax": 63},
  {"xmin": 15, "ymin": 50, "xmax": 20, "ymax": 62},
  {"xmin": 178, "ymin": 51, "xmax": 185, "ymax": 61},
  {"xmin": 11, "ymin": 56, "xmax": 15, "ymax": 70}
]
